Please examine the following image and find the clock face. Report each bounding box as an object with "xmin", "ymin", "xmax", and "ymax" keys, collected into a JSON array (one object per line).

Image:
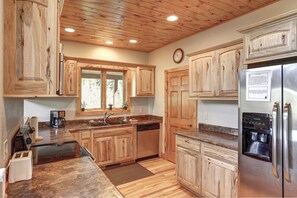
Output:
[{"xmin": 173, "ymin": 48, "xmax": 184, "ymax": 63}]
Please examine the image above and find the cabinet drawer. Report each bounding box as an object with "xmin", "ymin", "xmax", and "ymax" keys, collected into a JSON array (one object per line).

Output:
[
  {"xmin": 93, "ymin": 126, "xmax": 134, "ymax": 138},
  {"xmin": 176, "ymin": 135, "xmax": 201, "ymax": 153},
  {"xmin": 203, "ymin": 143, "xmax": 237, "ymax": 164},
  {"xmin": 81, "ymin": 130, "xmax": 91, "ymax": 139}
]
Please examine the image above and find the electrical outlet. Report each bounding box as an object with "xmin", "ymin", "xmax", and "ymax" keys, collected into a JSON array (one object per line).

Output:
[{"xmin": 3, "ymin": 140, "xmax": 8, "ymax": 160}]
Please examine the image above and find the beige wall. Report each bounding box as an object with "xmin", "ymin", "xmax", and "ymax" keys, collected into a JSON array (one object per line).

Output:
[
  {"xmin": 148, "ymin": 0, "xmax": 297, "ymax": 129},
  {"xmin": 62, "ymin": 41, "xmax": 148, "ymax": 64},
  {"xmin": 23, "ymin": 41, "xmax": 150, "ymax": 121},
  {"xmin": 0, "ymin": 0, "xmax": 24, "ymax": 167}
]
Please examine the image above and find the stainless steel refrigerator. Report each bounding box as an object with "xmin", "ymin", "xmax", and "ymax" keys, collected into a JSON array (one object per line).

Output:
[{"xmin": 238, "ymin": 63, "xmax": 297, "ymax": 197}]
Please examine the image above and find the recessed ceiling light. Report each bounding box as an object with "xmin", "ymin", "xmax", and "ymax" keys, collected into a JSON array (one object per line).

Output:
[
  {"xmin": 167, "ymin": 15, "xmax": 178, "ymax": 22},
  {"xmin": 105, "ymin": 40, "xmax": 113, "ymax": 45},
  {"xmin": 129, "ymin": 39, "xmax": 138, "ymax": 44},
  {"xmin": 65, "ymin": 28, "xmax": 75, "ymax": 33}
]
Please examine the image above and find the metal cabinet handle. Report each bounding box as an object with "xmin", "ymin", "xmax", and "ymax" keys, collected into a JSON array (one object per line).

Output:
[
  {"xmin": 185, "ymin": 140, "xmax": 189, "ymax": 143},
  {"xmin": 283, "ymin": 102, "xmax": 291, "ymax": 182},
  {"xmin": 272, "ymin": 102, "xmax": 279, "ymax": 178}
]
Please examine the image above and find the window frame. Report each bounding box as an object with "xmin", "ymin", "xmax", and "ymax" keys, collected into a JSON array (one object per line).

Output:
[{"xmin": 77, "ymin": 63, "xmax": 130, "ymax": 115}]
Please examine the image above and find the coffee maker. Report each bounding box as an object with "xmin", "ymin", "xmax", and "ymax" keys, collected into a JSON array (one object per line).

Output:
[{"xmin": 50, "ymin": 110, "xmax": 66, "ymax": 128}]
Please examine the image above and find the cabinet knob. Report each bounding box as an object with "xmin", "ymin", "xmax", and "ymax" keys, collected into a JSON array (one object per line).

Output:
[{"xmin": 282, "ymin": 34, "xmax": 286, "ymax": 44}]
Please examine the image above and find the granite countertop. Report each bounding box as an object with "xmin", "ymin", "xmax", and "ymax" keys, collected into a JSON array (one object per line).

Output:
[
  {"xmin": 175, "ymin": 129, "xmax": 238, "ymax": 150},
  {"xmin": 6, "ymin": 156, "xmax": 123, "ymax": 198},
  {"xmin": 34, "ymin": 114, "xmax": 163, "ymax": 146}
]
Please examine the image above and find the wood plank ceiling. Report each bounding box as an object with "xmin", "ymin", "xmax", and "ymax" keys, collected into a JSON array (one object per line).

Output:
[{"xmin": 60, "ymin": 0, "xmax": 279, "ymax": 52}]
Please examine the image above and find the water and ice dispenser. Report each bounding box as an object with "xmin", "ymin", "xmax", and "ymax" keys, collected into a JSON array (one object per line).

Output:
[{"xmin": 242, "ymin": 113, "xmax": 272, "ymax": 162}]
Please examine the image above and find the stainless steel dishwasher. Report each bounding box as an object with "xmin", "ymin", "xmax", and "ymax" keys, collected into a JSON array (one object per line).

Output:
[{"xmin": 137, "ymin": 123, "xmax": 160, "ymax": 160}]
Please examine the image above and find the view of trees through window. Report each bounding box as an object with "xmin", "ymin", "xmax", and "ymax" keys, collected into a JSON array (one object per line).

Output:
[
  {"xmin": 81, "ymin": 70, "xmax": 102, "ymax": 109},
  {"xmin": 81, "ymin": 69, "xmax": 125, "ymax": 110},
  {"xmin": 106, "ymin": 71, "xmax": 124, "ymax": 108}
]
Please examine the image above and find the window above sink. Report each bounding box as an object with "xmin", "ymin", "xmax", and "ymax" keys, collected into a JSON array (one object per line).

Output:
[{"xmin": 77, "ymin": 63, "xmax": 130, "ymax": 115}]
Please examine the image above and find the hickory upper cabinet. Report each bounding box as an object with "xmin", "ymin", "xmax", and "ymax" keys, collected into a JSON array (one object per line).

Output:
[
  {"xmin": 239, "ymin": 10, "xmax": 297, "ymax": 64},
  {"xmin": 4, "ymin": 0, "xmax": 59, "ymax": 96},
  {"xmin": 216, "ymin": 43, "xmax": 243, "ymax": 97},
  {"xmin": 135, "ymin": 67, "xmax": 155, "ymax": 96},
  {"xmin": 64, "ymin": 60, "xmax": 77, "ymax": 96},
  {"xmin": 189, "ymin": 41, "xmax": 243, "ymax": 99},
  {"xmin": 189, "ymin": 51, "xmax": 215, "ymax": 97}
]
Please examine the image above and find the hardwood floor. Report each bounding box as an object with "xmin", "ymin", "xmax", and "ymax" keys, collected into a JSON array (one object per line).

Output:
[{"xmin": 116, "ymin": 158, "xmax": 196, "ymax": 197}]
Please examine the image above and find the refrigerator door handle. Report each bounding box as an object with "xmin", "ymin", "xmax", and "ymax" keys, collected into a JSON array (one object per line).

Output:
[
  {"xmin": 283, "ymin": 102, "xmax": 291, "ymax": 182},
  {"xmin": 272, "ymin": 102, "xmax": 279, "ymax": 178}
]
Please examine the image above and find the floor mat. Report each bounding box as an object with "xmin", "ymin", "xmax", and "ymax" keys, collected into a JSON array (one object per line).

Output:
[{"xmin": 103, "ymin": 163, "xmax": 154, "ymax": 186}]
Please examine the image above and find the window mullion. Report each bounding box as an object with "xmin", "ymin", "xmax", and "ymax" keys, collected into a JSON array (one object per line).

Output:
[{"xmin": 102, "ymin": 70, "xmax": 106, "ymax": 110}]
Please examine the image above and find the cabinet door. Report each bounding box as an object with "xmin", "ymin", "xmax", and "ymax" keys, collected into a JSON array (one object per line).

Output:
[
  {"xmin": 64, "ymin": 60, "xmax": 77, "ymax": 96},
  {"xmin": 202, "ymin": 157, "xmax": 237, "ymax": 198},
  {"xmin": 4, "ymin": 0, "xmax": 58, "ymax": 96},
  {"xmin": 176, "ymin": 146, "xmax": 202, "ymax": 194},
  {"xmin": 216, "ymin": 43, "xmax": 243, "ymax": 97},
  {"xmin": 81, "ymin": 130, "xmax": 93, "ymax": 153},
  {"xmin": 71, "ymin": 131, "xmax": 81, "ymax": 143},
  {"xmin": 4, "ymin": 0, "xmax": 49, "ymax": 95},
  {"xmin": 114, "ymin": 134, "xmax": 134, "ymax": 162},
  {"xmin": 189, "ymin": 51, "xmax": 215, "ymax": 97},
  {"xmin": 244, "ymin": 19, "xmax": 297, "ymax": 63},
  {"xmin": 136, "ymin": 67, "xmax": 155, "ymax": 96},
  {"xmin": 93, "ymin": 137, "xmax": 115, "ymax": 166}
]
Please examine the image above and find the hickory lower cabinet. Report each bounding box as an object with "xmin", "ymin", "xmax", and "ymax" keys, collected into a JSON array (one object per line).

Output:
[
  {"xmin": 176, "ymin": 135, "xmax": 238, "ymax": 197},
  {"xmin": 70, "ymin": 125, "xmax": 136, "ymax": 167},
  {"xmin": 71, "ymin": 129, "xmax": 93, "ymax": 153},
  {"xmin": 176, "ymin": 136, "xmax": 202, "ymax": 194},
  {"xmin": 93, "ymin": 126, "xmax": 136, "ymax": 167}
]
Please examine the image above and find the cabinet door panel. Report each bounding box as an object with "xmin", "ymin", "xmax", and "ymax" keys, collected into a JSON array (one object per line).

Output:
[
  {"xmin": 217, "ymin": 44, "xmax": 243, "ymax": 97},
  {"xmin": 81, "ymin": 139, "xmax": 92, "ymax": 153},
  {"xmin": 64, "ymin": 60, "xmax": 77, "ymax": 95},
  {"xmin": 93, "ymin": 137, "xmax": 114, "ymax": 166},
  {"xmin": 71, "ymin": 132, "xmax": 81, "ymax": 143},
  {"xmin": 202, "ymin": 157, "xmax": 237, "ymax": 198},
  {"xmin": 189, "ymin": 52, "xmax": 214, "ymax": 97},
  {"xmin": 4, "ymin": 0, "xmax": 60, "ymax": 96},
  {"xmin": 114, "ymin": 134, "xmax": 134, "ymax": 162},
  {"xmin": 136, "ymin": 67, "xmax": 155, "ymax": 96},
  {"xmin": 245, "ymin": 20, "xmax": 297, "ymax": 62},
  {"xmin": 176, "ymin": 146, "xmax": 202, "ymax": 194}
]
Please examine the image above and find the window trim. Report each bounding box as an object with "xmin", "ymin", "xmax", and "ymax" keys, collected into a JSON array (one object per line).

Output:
[{"xmin": 76, "ymin": 64, "xmax": 131, "ymax": 115}]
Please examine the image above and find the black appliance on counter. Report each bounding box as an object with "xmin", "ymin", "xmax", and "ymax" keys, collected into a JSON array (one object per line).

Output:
[
  {"xmin": 50, "ymin": 110, "xmax": 66, "ymax": 128},
  {"xmin": 14, "ymin": 124, "xmax": 35, "ymax": 152}
]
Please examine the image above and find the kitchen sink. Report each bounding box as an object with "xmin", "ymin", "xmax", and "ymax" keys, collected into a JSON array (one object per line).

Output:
[
  {"xmin": 107, "ymin": 120, "xmax": 130, "ymax": 125},
  {"xmin": 89, "ymin": 120, "xmax": 130, "ymax": 126},
  {"xmin": 88, "ymin": 120, "xmax": 109, "ymax": 127}
]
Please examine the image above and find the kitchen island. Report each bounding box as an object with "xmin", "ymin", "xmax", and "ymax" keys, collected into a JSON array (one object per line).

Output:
[{"xmin": 6, "ymin": 156, "xmax": 123, "ymax": 197}]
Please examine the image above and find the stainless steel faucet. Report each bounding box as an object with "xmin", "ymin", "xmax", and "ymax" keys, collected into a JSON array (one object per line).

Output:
[{"xmin": 103, "ymin": 112, "xmax": 114, "ymax": 124}]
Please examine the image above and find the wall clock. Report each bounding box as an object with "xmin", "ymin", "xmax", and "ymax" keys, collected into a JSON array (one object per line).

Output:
[{"xmin": 173, "ymin": 48, "xmax": 184, "ymax": 63}]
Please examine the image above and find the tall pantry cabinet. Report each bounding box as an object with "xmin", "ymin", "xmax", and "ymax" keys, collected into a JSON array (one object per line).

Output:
[{"xmin": 4, "ymin": 0, "xmax": 60, "ymax": 96}]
